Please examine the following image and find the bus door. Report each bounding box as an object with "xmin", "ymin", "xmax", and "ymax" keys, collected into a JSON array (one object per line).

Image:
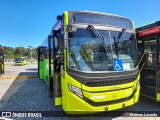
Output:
[
  {"xmin": 53, "ymin": 30, "xmax": 62, "ymax": 106},
  {"xmin": 157, "ymin": 34, "xmax": 160, "ymax": 101},
  {"xmin": 38, "ymin": 47, "xmax": 45, "ymax": 80},
  {"xmin": 48, "ymin": 36, "xmax": 54, "ymax": 97},
  {"xmin": 140, "ymin": 35, "xmax": 159, "ymax": 100}
]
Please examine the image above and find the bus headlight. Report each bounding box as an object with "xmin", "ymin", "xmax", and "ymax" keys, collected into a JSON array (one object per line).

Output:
[{"xmin": 69, "ymin": 84, "xmax": 83, "ymax": 98}]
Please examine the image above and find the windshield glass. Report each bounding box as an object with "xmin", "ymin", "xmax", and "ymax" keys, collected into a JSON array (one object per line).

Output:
[
  {"xmin": 68, "ymin": 28, "xmax": 138, "ymax": 72},
  {"xmin": 15, "ymin": 58, "xmax": 23, "ymax": 62},
  {"xmin": 110, "ymin": 31, "xmax": 138, "ymax": 70}
]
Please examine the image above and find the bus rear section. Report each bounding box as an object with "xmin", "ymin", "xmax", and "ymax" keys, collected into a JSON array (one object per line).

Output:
[{"xmin": 38, "ymin": 11, "xmax": 140, "ymax": 114}]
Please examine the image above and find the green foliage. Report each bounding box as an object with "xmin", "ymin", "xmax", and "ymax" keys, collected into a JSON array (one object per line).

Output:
[
  {"xmin": 4, "ymin": 46, "xmax": 37, "ymax": 59},
  {"xmin": 15, "ymin": 46, "xmax": 26, "ymax": 57},
  {"xmin": 3, "ymin": 46, "xmax": 15, "ymax": 59}
]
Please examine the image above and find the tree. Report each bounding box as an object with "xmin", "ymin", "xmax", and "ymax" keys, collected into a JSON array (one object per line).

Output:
[
  {"xmin": 3, "ymin": 46, "xmax": 37, "ymax": 59},
  {"xmin": 33, "ymin": 47, "xmax": 38, "ymax": 60},
  {"xmin": 15, "ymin": 46, "xmax": 26, "ymax": 57},
  {"xmin": 3, "ymin": 46, "xmax": 15, "ymax": 59}
]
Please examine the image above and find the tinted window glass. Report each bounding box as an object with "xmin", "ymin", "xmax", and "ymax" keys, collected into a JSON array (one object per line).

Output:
[
  {"xmin": 73, "ymin": 13, "xmax": 132, "ymax": 29},
  {"xmin": 15, "ymin": 58, "xmax": 22, "ymax": 62}
]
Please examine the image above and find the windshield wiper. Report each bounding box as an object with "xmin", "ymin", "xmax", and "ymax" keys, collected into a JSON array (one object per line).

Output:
[
  {"xmin": 114, "ymin": 36, "xmax": 119, "ymax": 58},
  {"xmin": 87, "ymin": 25, "xmax": 107, "ymax": 52},
  {"xmin": 113, "ymin": 28, "xmax": 127, "ymax": 58},
  {"xmin": 117, "ymin": 28, "xmax": 126, "ymax": 48}
]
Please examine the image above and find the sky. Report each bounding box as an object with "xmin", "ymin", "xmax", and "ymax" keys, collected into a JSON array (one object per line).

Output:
[{"xmin": 0, "ymin": 0, "xmax": 160, "ymax": 48}]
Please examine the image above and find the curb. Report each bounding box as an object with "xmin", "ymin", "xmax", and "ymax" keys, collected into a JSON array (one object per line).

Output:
[{"xmin": 0, "ymin": 75, "xmax": 38, "ymax": 80}]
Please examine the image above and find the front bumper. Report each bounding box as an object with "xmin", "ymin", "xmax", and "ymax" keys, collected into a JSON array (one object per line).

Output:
[
  {"xmin": 63, "ymin": 86, "xmax": 140, "ymax": 114},
  {"xmin": 15, "ymin": 62, "xmax": 23, "ymax": 65}
]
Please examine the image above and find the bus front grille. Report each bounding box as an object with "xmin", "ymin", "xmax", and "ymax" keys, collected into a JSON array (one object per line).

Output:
[
  {"xmin": 84, "ymin": 78, "xmax": 135, "ymax": 87},
  {"xmin": 84, "ymin": 88, "xmax": 137, "ymax": 106}
]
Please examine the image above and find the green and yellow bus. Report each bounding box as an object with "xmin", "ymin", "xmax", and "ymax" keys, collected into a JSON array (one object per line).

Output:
[
  {"xmin": 0, "ymin": 45, "xmax": 4, "ymax": 75},
  {"xmin": 15, "ymin": 57, "xmax": 27, "ymax": 66},
  {"xmin": 38, "ymin": 11, "xmax": 140, "ymax": 114}
]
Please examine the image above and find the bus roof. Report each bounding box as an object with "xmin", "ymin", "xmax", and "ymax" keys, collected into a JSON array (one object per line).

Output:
[
  {"xmin": 67, "ymin": 11, "xmax": 133, "ymax": 29},
  {"xmin": 136, "ymin": 21, "xmax": 160, "ymax": 32},
  {"xmin": 68, "ymin": 10, "xmax": 131, "ymax": 21}
]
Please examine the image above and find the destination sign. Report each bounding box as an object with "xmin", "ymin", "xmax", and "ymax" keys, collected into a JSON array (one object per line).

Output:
[
  {"xmin": 139, "ymin": 26, "xmax": 160, "ymax": 37},
  {"xmin": 72, "ymin": 13, "xmax": 133, "ymax": 29}
]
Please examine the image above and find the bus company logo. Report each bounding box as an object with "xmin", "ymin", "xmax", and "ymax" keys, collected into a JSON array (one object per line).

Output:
[
  {"xmin": 91, "ymin": 95, "xmax": 106, "ymax": 100},
  {"xmin": 112, "ymin": 93, "xmax": 117, "ymax": 99},
  {"xmin": 109, "ymin": 86, "xmax": 120, "ymax": 90}
]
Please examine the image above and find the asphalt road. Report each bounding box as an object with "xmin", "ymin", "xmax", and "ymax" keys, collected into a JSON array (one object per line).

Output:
[{"xmin": 0, "ymin": 64, "xmax": 160, "ymax": 120}]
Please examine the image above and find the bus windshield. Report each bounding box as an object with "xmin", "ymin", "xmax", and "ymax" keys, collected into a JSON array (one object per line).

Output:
[{"xmin": 68, "ymin": 28, "xmax": 138, "ymax": 72}]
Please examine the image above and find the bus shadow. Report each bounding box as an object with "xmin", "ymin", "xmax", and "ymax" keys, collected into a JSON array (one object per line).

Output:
[
  {"xmin": 25, "ymin": 68, "xmax": 38, "ymax": 71},
  {"xmin": 0, "ymin": 71, "xmax": 56, "ymax": 112},
  {"xmin": 17, "ymin": 71, "xmax": 38, "ymax": 76}
]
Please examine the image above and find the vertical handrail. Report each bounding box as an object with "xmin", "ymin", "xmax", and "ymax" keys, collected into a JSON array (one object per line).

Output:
[
  {"xmin": 138, "ymin": 52, "xmax": 146, "ymax": 65},
  {"xmin": 138, "ymin": 52, "xmax": 146, "ymax": 73}
]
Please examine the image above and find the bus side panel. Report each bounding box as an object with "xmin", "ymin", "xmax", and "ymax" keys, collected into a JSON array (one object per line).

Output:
[
  {"xmin": 43, "ymin": 58, "xmax": 49, "ymax": 86},
  {"xmin": 39, "ymin": 61, "xmax": 44, "ymax": 80}
]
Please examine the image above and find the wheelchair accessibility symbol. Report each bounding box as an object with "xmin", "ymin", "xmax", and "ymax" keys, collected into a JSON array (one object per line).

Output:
[{"xmin": 114, "ymin": 60, "xmax": 123, "ymax": 71}]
